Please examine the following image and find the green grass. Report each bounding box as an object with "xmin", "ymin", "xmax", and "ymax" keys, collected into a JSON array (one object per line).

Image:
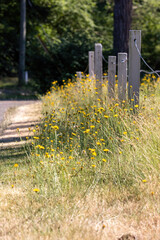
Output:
[
  {"xmin": 0, "ymin": 77, "xmax": 39, "ymax": 100},
  {"xmin": 0, "ymin": 77, "xmax": 18, "ymax": 88}
]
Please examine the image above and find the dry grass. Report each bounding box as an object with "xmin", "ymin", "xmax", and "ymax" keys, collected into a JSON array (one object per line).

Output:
[
  {"xmin": 1, "ymin": 76, "xmax": 160, "ymax": 239},
  {"xmin": 1, "ymin": 182, "xmax": 160, "ymax": 239}
]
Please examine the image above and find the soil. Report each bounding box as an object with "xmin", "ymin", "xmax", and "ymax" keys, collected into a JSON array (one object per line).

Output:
[
  {"xmin": 0, "ymin": 101, "xmax": 39, "ymax": 123},
  {"xmin": 0, "ymin": 101, "xmax": 42, "ymax": 149}
]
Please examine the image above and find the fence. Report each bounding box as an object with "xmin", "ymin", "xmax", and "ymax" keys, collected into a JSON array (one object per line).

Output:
[{"xmin": 76, "ymin": 30, "xmax": 160, "ymax": 105}]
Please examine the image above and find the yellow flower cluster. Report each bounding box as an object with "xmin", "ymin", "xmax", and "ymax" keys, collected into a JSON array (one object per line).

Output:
[{"xmin": 29, "ymin": 73, "xmax": 160, "ymax": 183}]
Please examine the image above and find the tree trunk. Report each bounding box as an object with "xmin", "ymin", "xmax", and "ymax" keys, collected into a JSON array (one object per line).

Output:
[
  {"xmin": 19, "ymin": 0, "xmax": 26, "ymax": 85},
  {"xmin": 113, "ymin": 0, "xmax": 132, "ymax": 55}
]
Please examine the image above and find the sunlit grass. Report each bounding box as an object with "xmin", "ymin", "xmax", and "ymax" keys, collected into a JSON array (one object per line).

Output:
[
  {"xmin": 27, "ymin": 74, "xmax": 160, "ymax": 195},
  {"xmin": 1, "ymin": 74, "xmax": 160, "ymax": 239}
]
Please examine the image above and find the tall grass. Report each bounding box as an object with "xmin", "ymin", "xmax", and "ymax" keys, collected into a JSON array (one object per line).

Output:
[
  {"xmin": 1, "ymin": 74, "xmax": 160, "ymax": 239},
  {"xmin": 28, "ymin": 74, "xmax": 160, "ymax": 197}
]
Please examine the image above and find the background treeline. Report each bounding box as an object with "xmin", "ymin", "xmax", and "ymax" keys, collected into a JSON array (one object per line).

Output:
[{"xmin": 0, "ymin": 0, "xmax": 160, "ymax": 93}]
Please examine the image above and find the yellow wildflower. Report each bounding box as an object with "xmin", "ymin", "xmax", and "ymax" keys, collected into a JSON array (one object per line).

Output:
[
  {"xmin": 51, "ymin": 125, "xmax": 59, "ymax": 130},
  {"xmin": 84, "ymin": 129, "xmax": 90, "ymax": 133},
  {"xmin": 92, "ymin": 152, "xmax": 97, "ymax": 156},
  {"xmin": 33, "ymin": 188, "xmax": 40, "ymax": 192},
  {"xmin": 103, "ymin": 149, "xmax": 109, "ymax": 152},
  {"xmin": 142, "ymin": 179, "xmax": 147, "ymax": 183}
]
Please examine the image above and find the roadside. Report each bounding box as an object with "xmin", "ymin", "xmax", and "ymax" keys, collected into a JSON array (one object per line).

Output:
[
  {"xmin": 0, "ymin": 77, "xmax": 42, "ymax": 151},
  {"xmin": 0, "ymin": 101, "xmax": 42, "ymax": 150},
  {"xmin": 0, "ymin": 100, "xmax": 39, "ymax": 125},
  {"xmin": 0, "ymin": 77, "xmax": 38, "ymax": 100}
]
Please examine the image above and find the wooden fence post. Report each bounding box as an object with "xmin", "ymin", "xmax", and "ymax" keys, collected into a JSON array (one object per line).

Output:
[
  {"xmin": 108, "ymin": 56, "xmax": 116, "ymax": 98},
  {"xmin": 118, "ymin": 53, "xmax": 127, "ymax": 101},
  {"xmin": 95, "ymin": 43, "xmax": 103, "ymax": 95},
  {"xmin": 76, "ymin": 71, "xmax": 82, "ymax": 81},
  {"xmin": 89, "ymin": 51, "xmax": 95, "ymax": 79},
  {"xmin": 128, "ymin": 30, "xmax": 141, "ymax": 105}
]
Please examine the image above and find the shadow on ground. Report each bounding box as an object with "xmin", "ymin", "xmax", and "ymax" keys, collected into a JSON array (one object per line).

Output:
[
  {"xmin": 0, "ymin": 120, "xmax": 39, "ymax": 153},
  {"xmin": 0, "ymin": 146, "xmax": 27, "ymax": 162}
]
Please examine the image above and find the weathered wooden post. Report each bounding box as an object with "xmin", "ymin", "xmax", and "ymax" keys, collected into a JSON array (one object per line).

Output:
[
  {"xmin": 95, "ymin": 43, "xmax": 103, "ymax": 95},
  {"xmin": 118, "ymin": 53, "xmax": 127, "ymax": 101},
  {"xmin": 25, "ymin": 71, "xmax": 29, "ymax": 85},
  {"xmin": 19, "ymin": 0, "xmax": 26, "ymax": 85},
  {"xmin": 108, "ymin": 56, "xmax": 116, "ymax": 98},
  {"xmin": 89, "ymin": 51, "xmax": 95, "ymax": 78},
  {"xmin": 76, "ymin": 71, "xmax": 82, "ymax": 81},
  {"xmin": 128, "ymin": 30, "xmax": 141, "ymax": 105}
]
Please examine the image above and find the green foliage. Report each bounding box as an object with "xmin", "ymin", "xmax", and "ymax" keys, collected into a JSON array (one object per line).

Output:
[
  {"xmin": 0, "ymin": 0, "xmax": 19, "ymax": 75},
  {"xmin": 132, "ymin": 0, "xmax": 160, "ymax": 69},
  {"xmin": 0, "ymin": 0, "xmax": 160, "ymax": 92}
]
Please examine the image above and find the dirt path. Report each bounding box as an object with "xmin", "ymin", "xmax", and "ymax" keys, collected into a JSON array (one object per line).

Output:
[
  {"xmin": 0, "ymin": 101, "xmax": 38, "ymax": 123},
  {"xmin": 0, "ymin": 101, "xmax": 42, "ymax": 149}
]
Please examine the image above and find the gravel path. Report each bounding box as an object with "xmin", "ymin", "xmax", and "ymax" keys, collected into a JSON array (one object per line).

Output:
[{"xmin": 0, "ymin": 100, "xmax": 39, "ymax": 124}]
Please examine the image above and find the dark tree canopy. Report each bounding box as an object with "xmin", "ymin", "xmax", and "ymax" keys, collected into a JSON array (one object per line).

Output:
[
  {"xmin": 0, "ymin": 0, "xmax": 160, "ymax": 93},
  {"xmin": 113, "ymin": 0, "xmax": 132, "ymax": 55}
]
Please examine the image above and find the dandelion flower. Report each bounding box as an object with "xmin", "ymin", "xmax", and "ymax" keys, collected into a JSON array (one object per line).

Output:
[
  {"xmin": 103, "ymin": 149, "xmax": 109, "ymax": 152},
  {"xmin": 100, "ymin": 139, "xmax": 105, "ymax": 142},
  {"xmin": 51, "ymin": 125, "xmax": 59, "ymax": 130},
  {"xmin": 84, "ymin": 129, "xmax": 90, "ymax": 133},
  {"xmin": 33, "ymin": 188, "xmax": 40, "ymax": 192},
  {"xmin": 92, "ymin": 165, "xmax": 96, "ymax": 168},
  {"xmin": 92, "ymin": 152, "xmax": 97, "ymax": 156},
  {"xmin": 142, "ymin": 179, "xmax": 147, "ymax": 183}
]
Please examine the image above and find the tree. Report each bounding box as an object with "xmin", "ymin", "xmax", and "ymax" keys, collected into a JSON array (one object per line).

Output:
[
  {"xmin": 113, "ymin": 0, "xmax": 132, "ymax": 55},
  {"xmin": 19, "ymin": 0, "xmax": 26, "ymax": 85},
  {"xmin": 1, "ymin": 0, "xmax": 160, "ymax": 93},
  {"xmin": 132, "ymin": 0, "xmax": 160, "ymax": 69},
  {"xmin": 0, "ymin": 0, "xmax": 20, "ymax": 76}
]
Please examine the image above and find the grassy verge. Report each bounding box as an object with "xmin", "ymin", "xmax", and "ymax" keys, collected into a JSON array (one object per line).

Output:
[
  {"xmin": 1, "ymin": 74, "xmax": 160, "ymax": 239},
  {"xmin": 0, "ymin": 77, "xmax": 38, "ymax": 100}
]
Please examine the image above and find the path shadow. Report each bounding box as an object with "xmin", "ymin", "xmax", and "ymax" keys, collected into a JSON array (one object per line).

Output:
[
  {"xmin": 0, "ymin": 145, "xmax": 28, "ymax": 163},
  {"xmin": 6, "ymin": 121, "xmax": 40, "ymax": 130},
  {"xmin": 0, "ymin": 136, "xmax": 32, "ymax": 143},
  {"xmin": 0, "ymin": 120, "xmax": 40, "ymax": 146}
]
